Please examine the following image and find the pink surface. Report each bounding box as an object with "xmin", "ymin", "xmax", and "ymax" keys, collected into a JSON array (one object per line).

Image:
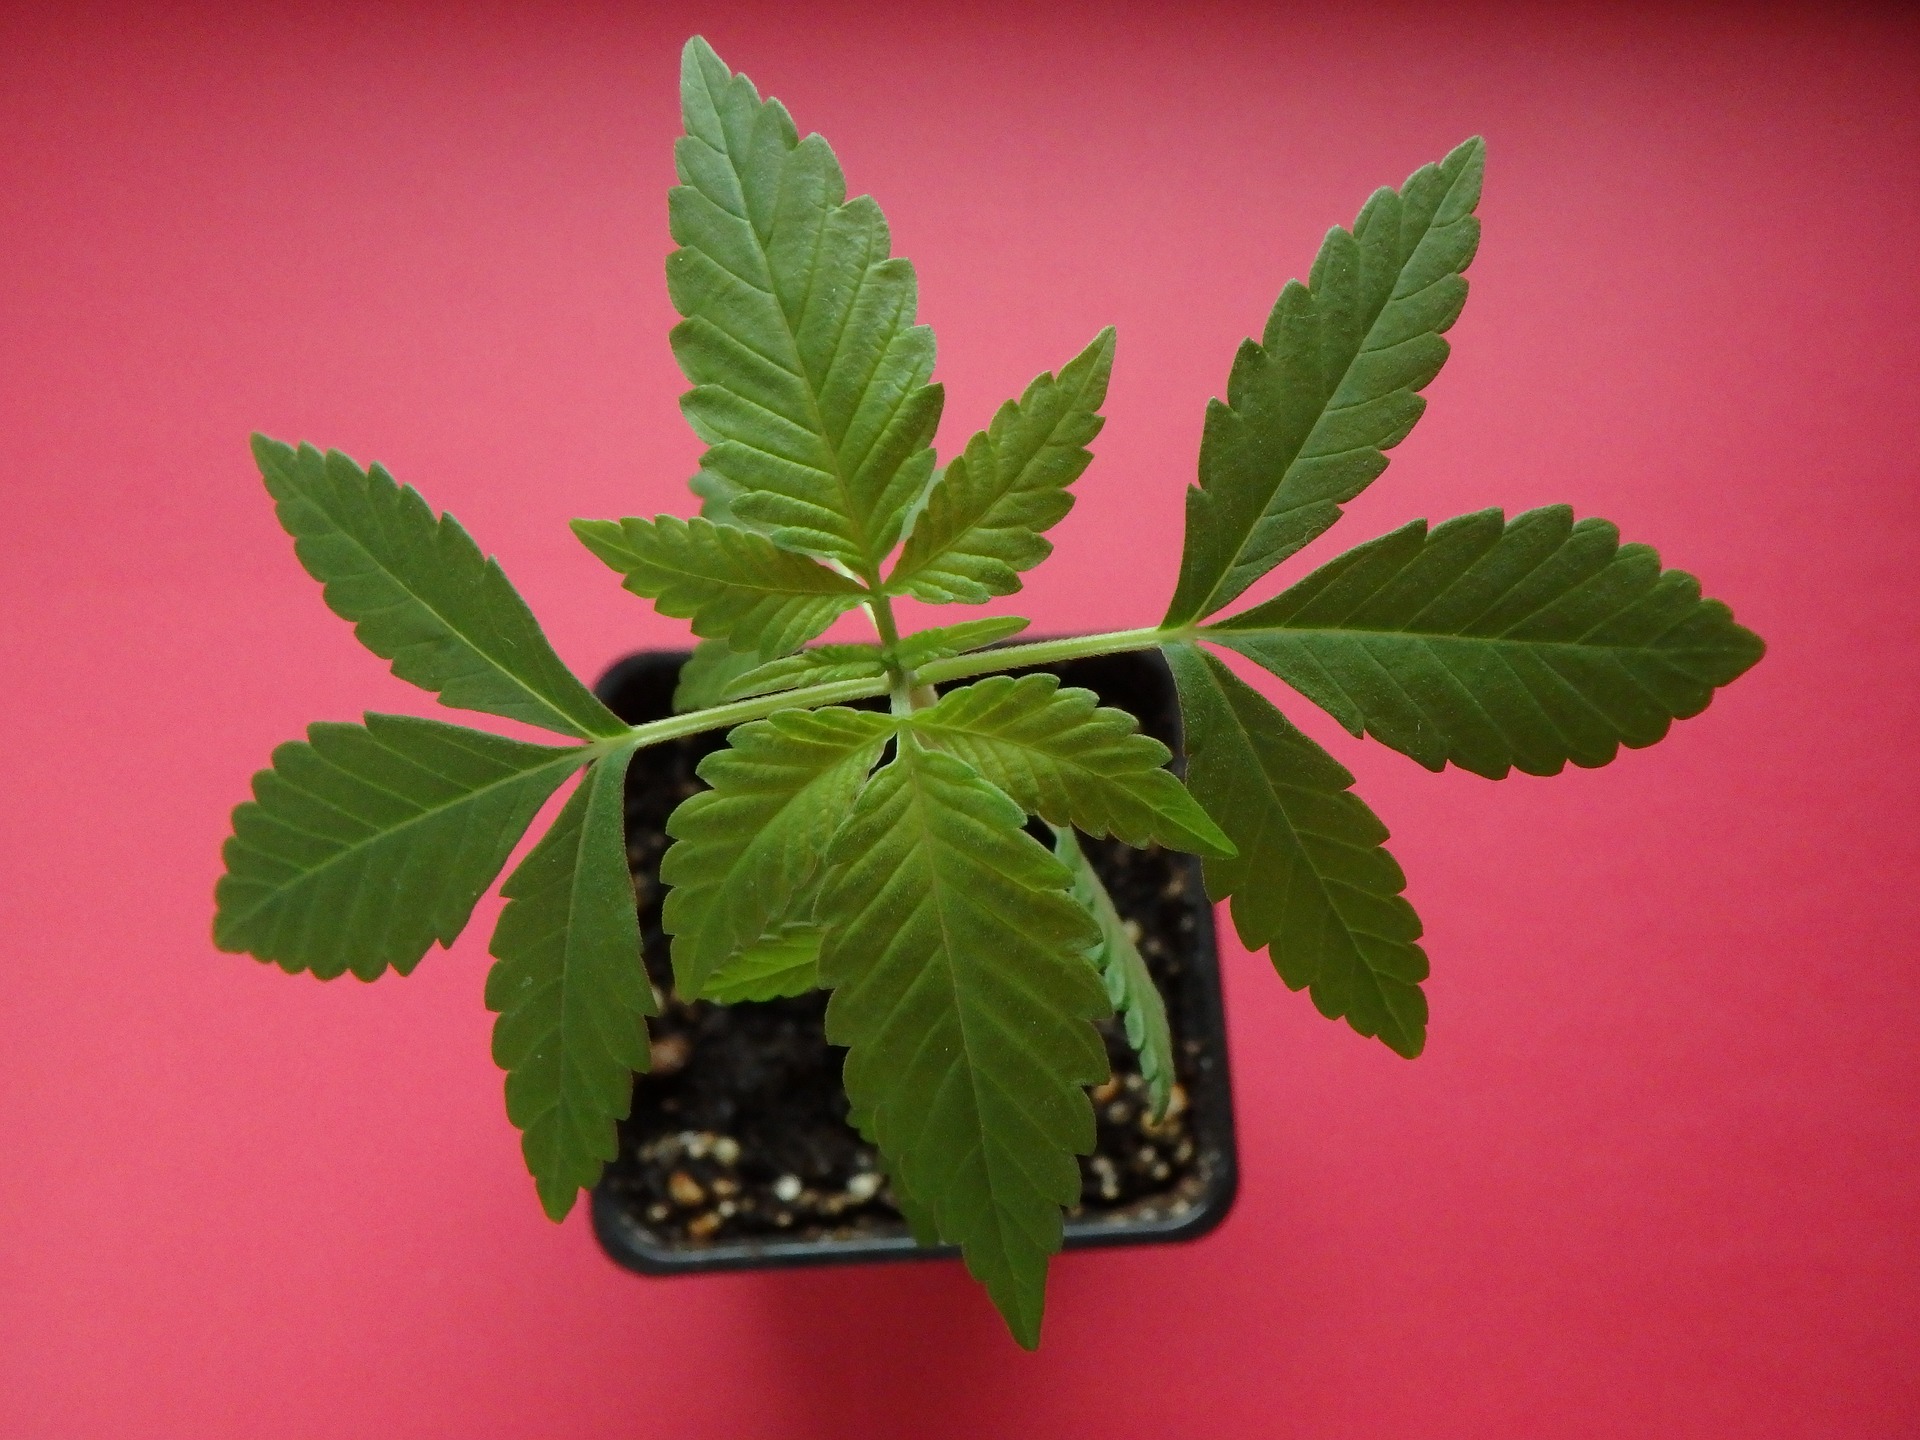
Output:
[{"xmin": 4, "ymin": 4, "xmax": 1916, "ymax": 1435}]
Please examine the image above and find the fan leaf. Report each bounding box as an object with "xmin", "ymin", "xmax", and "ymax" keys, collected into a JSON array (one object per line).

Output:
[
  {"xmin": 818, "ymin": 736, "xmax": 1110, "ymax": 1348},
  {"xmin": 889, "ymin": 329, "xmax": 1115, "ymax": 603},
  {"xmin": 572, "ymin": 515, "xmax": 864, "ymax": 658},
  {"xmin": 213, "ymin": 715, "xmax": 587, "ymax": 980},
  {"xmin": 661, "ymin": 707, "xmax": 894, "ymax": 997},
  {"xmin": 670, "ymin": 37, "xmax": 943, "ymax": 577},
  {"xmin": 1055, "ymin": 827, "xmax": 1176, "ymax": 1119},
  {"xmin": 486, "ymin": 742, "xmax": 656, "ymax": 1221},
  {"xmin": 907, "ymin": 674, "xmax": 1234, "ymax": 858},
  {"xmin": 1163, "ymin": 138, "xmax": 1485, "ymax": 626},
  {"xmin": 1165, "ymin": 644, "xmax": 1428, "ymax": 1056},
  {"xmin": 253, "ymin": 436, "xmax": 625, "ymax": 740},
  {"xmin": 1206, "ymin": 506, "xmax": 1767, "ymax": 778}
]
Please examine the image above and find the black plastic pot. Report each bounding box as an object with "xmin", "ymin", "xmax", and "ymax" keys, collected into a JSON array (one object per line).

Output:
[{"xmin": 590, "ymin": 645, "xmax": 1237, "ymax": 1275}]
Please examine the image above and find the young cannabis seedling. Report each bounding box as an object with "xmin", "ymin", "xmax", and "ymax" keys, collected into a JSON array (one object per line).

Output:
[{"xmin": 213, "ymin": 37, "xmax": 1765, "ymax": 1347}]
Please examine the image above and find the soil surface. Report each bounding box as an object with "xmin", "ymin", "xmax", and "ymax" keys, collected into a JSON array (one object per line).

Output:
[{"xmin": 596, "ymin": 651, "xmax": 1220, "ymax": 1250}]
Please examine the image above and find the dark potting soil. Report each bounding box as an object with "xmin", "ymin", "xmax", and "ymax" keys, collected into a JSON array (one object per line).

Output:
[{"xmin": 596, "ymin": 651, "xmax": 1219, "ymax": 1250}]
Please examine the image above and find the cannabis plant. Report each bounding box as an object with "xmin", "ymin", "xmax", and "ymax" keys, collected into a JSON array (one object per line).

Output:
[{"xmin": 213, "ymin": 37, "xmax": 1764, "ymax": 1347}]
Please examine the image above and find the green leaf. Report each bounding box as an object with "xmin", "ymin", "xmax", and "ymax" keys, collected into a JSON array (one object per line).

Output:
[
  {"xmin": 907, "ymin": 674, "xmax": 1235, "ymax": 859},
  {"xmin": 699, "ymin": 925, "xmax": 823, "ymax": 1003},
  {"xmin": 1055, "ymin": 827, "xmax": 1176, "ymax": 1120},
  {"xmin": 895, "ymin": 616, "xmax": 1031, "ymax": 669},
  {"xmin": 1164, "ymin": 644, "xmax": 1427, "ymax": 1056},
  {"xmin": 687, "ymin": 467, "xmax": 764, "ymax": 534},
  {"xmin": 661, "ymin": 707, "xmax": 894, "ymax": 997},
  {"xmin": 669, "ymin": 37, "xmax": 943, "ymax": 577},
  {"xmin": 818, "ymin": 736, "xmax": 1110, "ymax": 1349},
  {"xmin": 485, "ymin": 742, "xmax": 656, "ymax": 1221},
  {"xmin": 889, "ymin": 329, "xmax": 1115, "ymax": 603},
  {"xmin": 673, "ymin": 638, "xmax": 766, "ymax": 712},
  {"xmin": 848, "ymin": 1104, "xmax": 942, "ymax": 1246},
  {"xmin": 718, "ymin": 643, "xmax": 888, "ymax": 702},
  {"xmin": 572, "ymin": 515, "xmax": 864, "ymax": 657},
  {"xmin": 214, "ymin": 715, "xmax": 587, "ymax": 981},
  {"xmin": 1162, "ymin": 139, "xmax": 1485, "ymax": 626},
  {"xmin": 253, "ymin": 436, "xmax": 626, "ymax": 741},
  {"xmin": 1206, "ymin": 506, "xmax": 1768, "ymax": 778}
]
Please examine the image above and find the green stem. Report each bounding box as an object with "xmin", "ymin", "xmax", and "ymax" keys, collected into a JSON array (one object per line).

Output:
[
  {"xmin": 864, "ymin": 592, "xmax": 919, "ymax": 716},
  {"xmin": 622, "ymin": 673, "xmax": 891, "ymax": 749},
  {"xmin": 912, "ymin": 626, "xmax": 1183, "ymax": 686},
  {"xmin": 625, "ymin": 624, "xmax": 1191, "ymax": 751}
]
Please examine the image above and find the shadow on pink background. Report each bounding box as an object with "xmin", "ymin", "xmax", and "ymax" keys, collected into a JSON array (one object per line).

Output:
[{"xmin": 3, "ymin": 3, "xmax": 1916, "ymax": 1435}]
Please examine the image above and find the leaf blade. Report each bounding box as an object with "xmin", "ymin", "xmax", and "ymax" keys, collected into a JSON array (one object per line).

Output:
[
  {"xmin": 486, "ymin": 742, "xmax": 657, "ymax": 1221},
  {"xmin": 213, "ymin": 715, "xmax": 586, "ymax": 980},
  {"xmin": 660, "ymin": 707, "xmax": 894, "ymax": 997},
  {"xmin": 1206, "ymin": 506, "xmax": 1768, "ymax": 777},
  {"xmin": 253, "ymin": 436, "xmax": 624, "ymax": 740},
  {"xmin": 672, "ymin": 638, "xmax": 767, "ymax": 712},
  {"xmin": 907, "ymin": 674, "xmax": 1234, "ymax": 858},
  {"xmin": 1165, "ymin": 644, "xmax": 1428, "ymax": 1056},
  {"xmin": 895, "ymin": 617, "xmax": 1032, "ymax": 668},
  {"xmin": 1163, "ymin": 138, "xmax": 1485, "ymax": 625},
  {"xmin": 818, "ymin": 738, "xmax": 1110, "ymax": 1348},
  {"xmin": 572, "ymin": 515, "xmax": 864, "ymax": 658},
  {"xmin": 699, "ymin": 926, "xmax": 824, "ymax": 1003},
  {"xmin": 717, "ymin": 644, "xmax": 889, "ymax": 702},
  {"xmin": 1055, "ymin": 828, "xmax": 1176, "ymax": 1120},
  {"xmin": 889, "ymin": 329, "xmax": 1115, "ymax": 603},
  {"xmin": 669, "ymin": 37, "xmax": 943, "ymax": 576}
]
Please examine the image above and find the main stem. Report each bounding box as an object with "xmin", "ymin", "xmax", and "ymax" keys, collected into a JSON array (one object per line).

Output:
[
  {"xmin": 620, "ymin": 622, "xmax": 1192, "ymax": 750},
  {"xmin": 864, "ymin": 592, "xmax": 922, "ymax": 717}
]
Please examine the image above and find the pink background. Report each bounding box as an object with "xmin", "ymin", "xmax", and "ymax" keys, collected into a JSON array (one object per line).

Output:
[{"xmin": 5, "ymin": 4, "xmax": 1916, "ymax": 1434}]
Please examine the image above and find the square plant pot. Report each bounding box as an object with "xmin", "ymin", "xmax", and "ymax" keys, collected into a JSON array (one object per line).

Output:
[{"xmin": 590, "ymin": 644, "xmax": 1238, "ymax": 1275}]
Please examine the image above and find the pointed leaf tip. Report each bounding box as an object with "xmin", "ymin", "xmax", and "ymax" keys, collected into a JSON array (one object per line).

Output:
[
  {"xmin": 907, "ymin": 674, "xmax": 1235, "ymax": 859},
  {"xmin": 488, "ymin": 743, "xmax": 656, "ymax": 1223},
  {"xmin": 1163, "ymin": 140, "xmax": 1486, "ymax": 625},
  {"xmin": 252, "ymin": 440, "xmax": 624, "ymax": 738},
  {"xmin": 889, "ymin": 329, "xmax": 1117, "ymax": 604},
  {"xmin": 670, "ymin": 37, "xmax": 938, "ymax": 576},
  {"xmin": 819, "ymin": 739, "xmax": 1107, "ymax": 1351},
  {"xmin": 1165, "ymin": 644, "xmax": 1429, "ymax": 1057},
  {"xmin": 1207, "ymin": 506, "xmax": 1766, "ymax": 777}
]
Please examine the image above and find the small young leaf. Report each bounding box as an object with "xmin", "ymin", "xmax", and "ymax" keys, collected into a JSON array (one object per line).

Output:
[
  {"xmin": 670, "ymin": 37, "xmax": 942, "ymax": 576},
  {"xmin": 672, "ymin": 638, "xmax": 766, "ymax": 712},
  {"xmin": 889, "ymin": 329, "xmax": 1115, "ymax": 603},
  {"xmin": 214, "ymin": 715, "xmax": 587, "ymax": 981},
  {"xmin": 699, "ymin": 926, "xmax": 823, "ymax": 1003},
  {"xmin": 1206, "ymin": 506, "xmax": 1768, "ymax": 778},
  {"xmin": 1165, "ymin": 644, "xmax": 1428, "ymax": 1056},
  {"xmin": 1055, "ymin": 827, "xmax": 1176, "ymax": 1120},
  {"xmin": 718, "ymin": 644, "xmax": 889, "ymax": 702},
  {"xmin": 253, "ymin": 437, "xmax": 625, "ymax": 740},
  {"xmin": 572, "ymin": 515, "xmax": 864, "ymax": 657},
  {"xmin": 1163, "ymin": 139, "xmax": 1485, "ymax": 626},
  {"xmin": 819, "ymin": 737, "xmax": 1110, "ymax": 1349},
  {"xmin": 661, "ymin": 707, "xmax": 894, "ymax": 997},
  {"xmin": 718, "ymin": 618, "xmax": 1034, "ymax": 701},
  {"xmin": 907, "ymin": 674, "xmax": 1235, "ymax": 858},
  {"xmin": 895, "ymin": 616, "xmax": 1031, "ymax": 669},
  {"xmin": 486, "ymin": 742, "xmax": 656, "ymax": 1221}
]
